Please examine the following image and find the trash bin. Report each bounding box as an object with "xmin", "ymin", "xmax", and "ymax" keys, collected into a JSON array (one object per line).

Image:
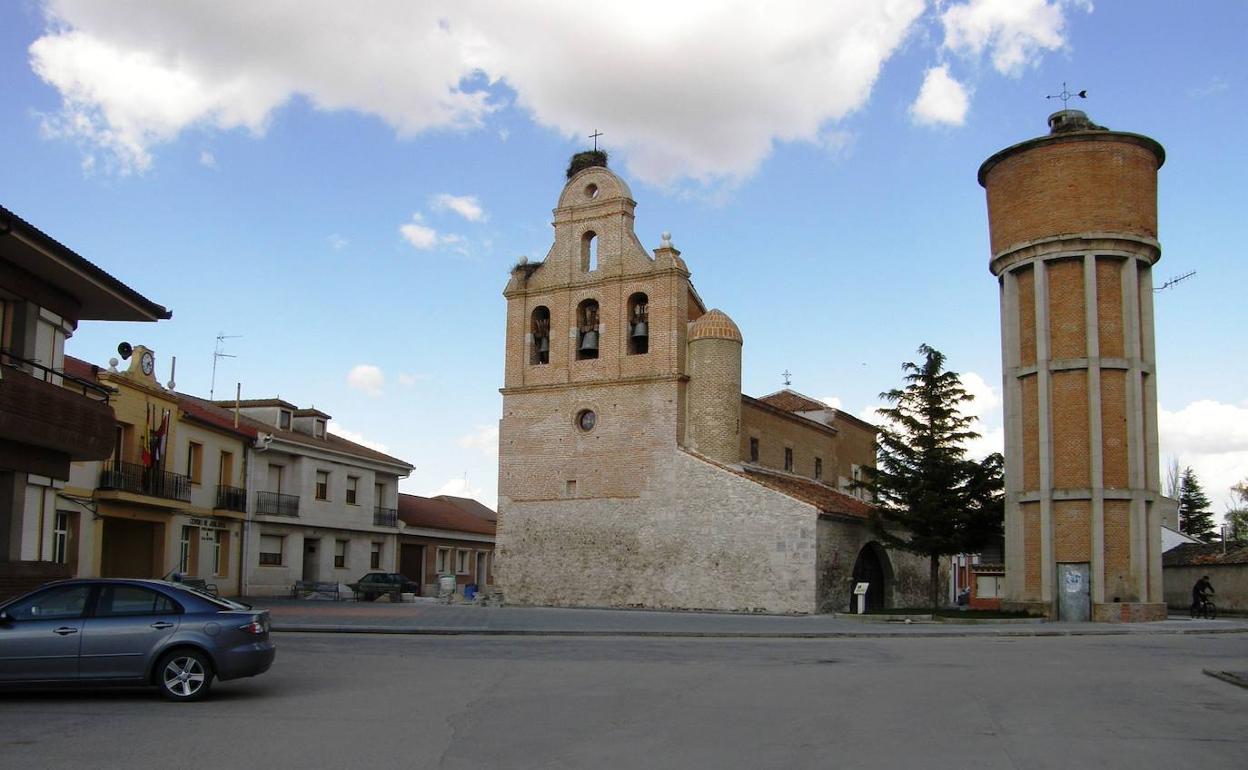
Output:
[
  {"xmin": 437, "ymin": 574, "xmax": 457, "ymax": 598},
  {"xmin": 464, "ymin": 583, "xmax": 477, "ymax": 600}
]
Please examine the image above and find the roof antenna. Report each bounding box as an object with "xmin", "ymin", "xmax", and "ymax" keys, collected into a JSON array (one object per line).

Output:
[
  {"xmin": 1154, "ymin": 271, "xmax": 1196, "ymax": 292},
  {"xmin": 210, "ymin": 333, "xmax": 241, "ymax": 400}
]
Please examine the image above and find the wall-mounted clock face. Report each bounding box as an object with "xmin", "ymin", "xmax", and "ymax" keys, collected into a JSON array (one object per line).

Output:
[{"xmin": 140, "ymin": 351, "xmax": 154, "ymax": 376}]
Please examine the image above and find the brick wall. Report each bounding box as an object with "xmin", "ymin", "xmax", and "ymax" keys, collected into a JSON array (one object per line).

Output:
[
  {"xmin": 686, "ymin": 336, "xmax": 741, "ymax": 465},
  {"xmin": 0, "ymin": 560, "xmax": 71, "ymax": 601},
  {"xmin": 983, "ymin": 136, "xmax": 1160, "ymax": 256},
  {"xmin": 740, "ymin": 402, "xmax": 838, "ymax": 481},
  {"xmin": 1047, "ymin": 258, "xmax": 1086, "ymax": 359}
]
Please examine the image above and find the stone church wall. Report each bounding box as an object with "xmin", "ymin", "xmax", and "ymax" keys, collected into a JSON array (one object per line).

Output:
[
  {"xmin": 496, "ymin": 448, "xmax": 821, "ymax": 613},
  {"xmin": 815, "ymin": 520, "xmax": 936, "ymax": 613}
]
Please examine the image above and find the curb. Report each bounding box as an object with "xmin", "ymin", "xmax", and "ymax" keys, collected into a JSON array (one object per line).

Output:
[
  {"xmin": 271, "ymin": 624, "xmax": 1248, "ymax": 640},
  {"xmin": 1202, "ymin": 669, "xmax": 1248, "ymax": 689}
]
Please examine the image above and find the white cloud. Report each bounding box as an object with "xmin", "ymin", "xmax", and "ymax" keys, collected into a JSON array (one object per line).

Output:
[
  {"xmin": 436, "ymin": 476, "xmax": 485, "ymax": 500},
  {"xmin": 399, "ymin": 212, "xmax": 462, "ymax": 251},
  {"xmin": 198, "ymin": 149, "xmax": 216, "ymax": 168},
  {"xmin": 910, "ymin": 65, "xmax": 970, "ymax": 126},
  {"xmin": 328, "ymin": 233, "xmax": 348, "ymax": 250},
  {"xmin": 28, "ymin": 1, "xmax": 929, "ymax": 185},
  {"xmin": 327, "ymin": 424, "xmax": 390, "ymax": 454},
  {"xmin": 940, "ymin": 0, "xmax": 1087, "ymax": 77},
  {"xmin": 1160, "ymin": 399, "xmax": 1248, "ymax": 508},
  {"xmin": 346, "ymin": 364, "xmax": 384, "ymax": 397},
  {"xmin": 431, "ymin": 193, "xmax": 485, "ymax": 222},
  {"xmin": 457, "ymin": 424, "xmax": 499, "ymax": 458},
  {"xmin": 960, "ymin": 371, "xmax": 1002, "ymax": 420},
  {"xmin": 816, "ymin": 395, "xmax": 844, "ymax": 410}
]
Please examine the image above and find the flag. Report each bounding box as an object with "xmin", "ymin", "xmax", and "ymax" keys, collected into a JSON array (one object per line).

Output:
[
  {"xmin": 155, "ymin": 409, "xmax": 169, "ymax": 468},
  {"xmin": 141, "ymin": 403, "xmax": 152, "ymax": 467}
]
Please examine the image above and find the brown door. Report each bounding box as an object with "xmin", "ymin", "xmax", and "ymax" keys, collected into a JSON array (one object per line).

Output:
[
  {"xmin": 100, "ymin": 518, "xmax": 160, "ymax": 578},
  {"xmin": 400, "ymin": 544, "xmax": 424, "ymax": 594}
]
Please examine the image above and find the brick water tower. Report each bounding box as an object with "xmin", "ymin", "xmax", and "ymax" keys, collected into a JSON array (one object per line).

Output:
[{"xmin": 979, "ymin": 109, "xmax": 1168, "ymax": 622}]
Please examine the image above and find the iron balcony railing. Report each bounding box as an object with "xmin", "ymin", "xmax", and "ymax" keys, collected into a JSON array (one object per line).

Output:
[
  {"xmin": 256, "ymin": 490, "xmax": 300, "ymax": 517},
  {"xmin": 374, "ymin": 506, "xmax": 398, "ymax": 527},
  {"xmin": 1, "ymin": 349, "xmax": 112, "ymax": 402},
  {"xmin": 215, "ymin": 484, "xmax": 247, "ymax": 513},
  {"xmin": 99, "ymin": 461, "xmax": 191, "ymax": 502}
]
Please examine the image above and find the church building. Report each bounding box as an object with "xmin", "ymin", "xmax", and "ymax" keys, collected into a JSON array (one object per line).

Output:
[{"xmin": 496, "ymin": 154, "xmax": 930, "ymax": 613}]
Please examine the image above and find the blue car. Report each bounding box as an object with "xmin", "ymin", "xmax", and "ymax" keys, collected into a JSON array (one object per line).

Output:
[{"xmin": 0, "ymin": 578, "xmax": 275, "ymax": 701}]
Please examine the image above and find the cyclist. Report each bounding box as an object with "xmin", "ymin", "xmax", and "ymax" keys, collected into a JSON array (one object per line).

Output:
[{"xmin": 1191, "ymin": 575, "xmax": 1215, "ymax": 616}]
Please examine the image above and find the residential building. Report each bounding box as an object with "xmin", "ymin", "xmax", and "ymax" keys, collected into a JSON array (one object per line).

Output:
[
  {"xmin": 215, "ymin": 399, "xmax": 414, "ymax": 597},
  {"xmin": 0, "ymin": 205, "xmax": 169, "ymax": 598},
  {"xmin": 396, "ymin": 493, "xmax": 495, "ymax": 595},
  {"xmin": 497, "ymin": 155, "xmax": 933, "ymax": 614}
]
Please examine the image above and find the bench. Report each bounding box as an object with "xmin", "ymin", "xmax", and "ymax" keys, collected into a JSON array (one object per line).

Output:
[
  {"xmin": 290, "ymin": 580, "xmax": 341, "ymax": 601},
  {"xmin": 177, "ymin": 577, "xmax": 219, "ymax": 596}
]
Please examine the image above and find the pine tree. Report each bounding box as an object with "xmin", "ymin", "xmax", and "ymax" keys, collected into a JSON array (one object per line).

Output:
[
  {"xmin": 866, "ymin": 344, "xmax": 1004, "ymax": 608},
  {"xmin": 1177, "ymin": 467, "xmax": 1215, "ymax": 542}
]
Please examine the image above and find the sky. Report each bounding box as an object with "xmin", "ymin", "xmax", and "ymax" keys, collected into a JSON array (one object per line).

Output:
[{"xmin": 2, "ymin": 1, "xmax": 1245, "ymax": 520}]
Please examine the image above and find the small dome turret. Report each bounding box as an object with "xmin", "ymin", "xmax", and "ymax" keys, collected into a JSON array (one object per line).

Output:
[{"xmin": 688, "ymin": 309, "xmax": 742, "ymax": 344}]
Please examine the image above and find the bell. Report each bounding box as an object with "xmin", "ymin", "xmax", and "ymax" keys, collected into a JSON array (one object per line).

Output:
[
  {"xmin": 538, "ymin": 336, "xmax": 550, "ymax": 354},
  {"xmin": 579, "ymin": 330, "xmax": 599, "ymax": 352},
  {"xmin": 631, "ymin": 321, "xmax": 648, "ymax": 339}
]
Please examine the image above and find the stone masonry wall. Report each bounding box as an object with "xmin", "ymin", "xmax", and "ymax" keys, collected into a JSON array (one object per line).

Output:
[
  {"xmin": 815, "ymin": 520, "xmax": 935, "ymax": 612},
  {"xmin": 497, "ymin": 448, "xmax": 821, "ymax": 613}
]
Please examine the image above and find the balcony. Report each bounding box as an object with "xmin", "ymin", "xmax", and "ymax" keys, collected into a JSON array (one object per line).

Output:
[
  {"xmin": 99, "ymin": 461, "xmax": 191, "ymax": 503},
  {"xmin": 215, "ymin": 485, "xmax": 247, "ymax": 513},
  {"xmin": 374, "ymin": 506, "xmax": 398, "ymax": 527},
  {"xmin": 256, "ymin": 491, "xmax": 299, "ymax": 517},
  {"xmin": 0, "ymin": 353, "xmax": 115, "ymax": 478}
]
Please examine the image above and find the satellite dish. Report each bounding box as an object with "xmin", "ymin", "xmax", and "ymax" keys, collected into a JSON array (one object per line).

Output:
[{"xmin": 117, "ymin": 342, "xmax": 133, "ymax": 360}]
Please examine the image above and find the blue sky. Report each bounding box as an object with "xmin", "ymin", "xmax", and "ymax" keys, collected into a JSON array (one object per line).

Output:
[{"xmin": 3, "ymin": 1, "xmax": 1245, "ymax": 516}]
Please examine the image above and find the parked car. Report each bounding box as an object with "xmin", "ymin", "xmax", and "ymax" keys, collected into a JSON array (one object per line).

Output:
[
  {"xmin": 0, "ymin": 579, "xmax": 275, "ymax": 701},
  {"xmin": 347, "ymin": 572, "xmax": 420, "ymax": 601}
]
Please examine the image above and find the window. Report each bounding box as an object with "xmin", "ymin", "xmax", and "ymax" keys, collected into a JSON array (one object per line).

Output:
[
  {"xmin": 314, "ymin": 419, "xmax": 326, "ymax": 438},
  {"xmin": 6, "ymin": 584, "xmax": 92, "ymax": 621},
  {"xmin": 565, "ymin": 480, "xmax": 577, "ymax": 497},
  {"xmin": 213, "ymin": 530, "xmax": 227, "ymax": 576},
  {"xmin": 259, "ymin": 534, "xmax": 283, "ymax": 566},
  {"xmin": 456, "ymin": 549, "xmax": 470, "ymax": 575},
  {"xmin": 316, "ymin": 470, "xmax": 330, "ymax": 501},
  {"xmin": 346, "ymin": 476, "xmax": 359, "ymax": 505},
  {"xmin": 279, "ymin": 410, "xmax": 292, "ymax": 430},
  {"xmin": 96, "ymin": 585, "xmax": 178, "ymax": 617},
  {"xmin": 219, "ymin": 451, "xmax": 234, "ymax": 486},
  {"xmin": 370, "ymin": 542, "xmax": 382, "ymax": 570},
  {"xmin": 815, "ymin": 457, "xmax": 823, "ymax": 481},
  {"xmin": 784, "ymin": 447, "xmax": 794, "ymax": 472},
  {"xmin": 436, "ymin": 547, "xmax": 450, "ymax": 573},
  {"xmin": 530, "ymin": 306, "xmax": 551, "ymax": 365},
  {"xmin": 52, "ymin": 511, "xmax": 70, "ymax": 564},
  {"xmin": 581, "ymin": 231, "xmax": 599, "ymax": 271},
  {"xmin": 576, "ymin": 299, "xmax": 600, "ymax": 360},
  {"xmin": 375, "ymin": 482, "xmax": 385, "ymax": 507},
  {"xmin": 577, "ymin": 410, "xmax": 596, "ymax": 432},
  {"xmin": 749, "ymin": 438, "xmax": 759, "ymax": 463},
  {"xmin": 627, "ymin": 293, "xmax": 649, "ymax": 355},
  {"xmin": 334, "ymin": 539, "xmax": 348, "ymax": 569},
  {"xmin": 269, "ymin": 464, "xmax": 284, "ymax": 494},
  {"xmin": 186, "ymin": 441, "xmax": 203, "ymax": 484}
]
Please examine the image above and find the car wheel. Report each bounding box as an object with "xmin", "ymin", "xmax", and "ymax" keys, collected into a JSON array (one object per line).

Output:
[
  {"xmin": 365, "ymin": 592, "xmax": 377, "ymax": 602},
  {"xmin": 158, "ymin": 649, "xmax": 214, "ymax": 702}
]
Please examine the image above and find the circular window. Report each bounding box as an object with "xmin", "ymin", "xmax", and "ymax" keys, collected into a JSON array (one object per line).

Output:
[
  {"xmin": 585, "ymin": 183, "xmax": 599, "ymax": 199},
  {"xmin": 577, "ymin": 409, "xmax": 597, "ymax": 432}
]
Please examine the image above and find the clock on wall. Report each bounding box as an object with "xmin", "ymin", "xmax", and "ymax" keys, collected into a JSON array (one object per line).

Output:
[{"xmin": 140, "ymin": 350, "xmax": 154, "ymax": 376}]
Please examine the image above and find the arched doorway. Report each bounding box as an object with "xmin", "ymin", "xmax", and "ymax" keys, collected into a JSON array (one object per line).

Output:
[{"xmin": 850, "ymin": 542, "xmax": 893, "ymax": 612}]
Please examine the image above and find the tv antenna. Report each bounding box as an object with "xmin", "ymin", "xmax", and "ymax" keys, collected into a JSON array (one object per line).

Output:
[
  {"xmin": 1154, "ymin": 271, "xmax": 1196, "ymax": 293},
  {"xmin": 209, "ymin": 333, "xmax": 241, "ymax": 400}
]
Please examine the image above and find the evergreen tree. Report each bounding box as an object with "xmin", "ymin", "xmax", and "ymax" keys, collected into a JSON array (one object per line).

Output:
[
  {"xmin": 1177, "ymin": 467, "xmax": 1215, "ymax": 542},
  {"xmin": 1223, "ymin": 478, "xmax": 1248, "ymax": 543},
  {"xmin": 866, "ymin": 344, "xmax": 1004, "ymax": 608}
]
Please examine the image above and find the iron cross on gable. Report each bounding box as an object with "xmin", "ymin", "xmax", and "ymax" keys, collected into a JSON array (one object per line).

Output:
[
  {"xmin": 782, "ymin": 370, "xmax": 792, "ymax": 387},
  {"xmin": 589, "ymin": 129, "xmax": 603, "ymax": 152}
]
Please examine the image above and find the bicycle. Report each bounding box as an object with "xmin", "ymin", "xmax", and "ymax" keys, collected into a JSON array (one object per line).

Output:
[{"xmin": 1190, "ymin": 597, "xmax": 1217, "ymax": 620}]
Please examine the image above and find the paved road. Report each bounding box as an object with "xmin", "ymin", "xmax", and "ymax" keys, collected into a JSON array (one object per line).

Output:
[{"xmin": 1, "ymin": 632, "xmax": 1245, "ymax": 769}]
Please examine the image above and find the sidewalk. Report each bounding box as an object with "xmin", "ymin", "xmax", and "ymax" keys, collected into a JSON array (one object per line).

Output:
[{"xmin": 253, "ymin": 598, "xmax": 1248, "ymax": 639}]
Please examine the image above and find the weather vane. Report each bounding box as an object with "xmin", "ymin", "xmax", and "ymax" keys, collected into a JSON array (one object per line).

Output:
[
  {"xmin": 782, "ymin": 369, "xmax": 792, "ymax": 388},
  {"xmin": 589, "ymin": 129, "xmax": 603, "ymax": 152},
  {"xmin": 1046, "ymin": 82, "xmax": 1087, "ymax": 109}
]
